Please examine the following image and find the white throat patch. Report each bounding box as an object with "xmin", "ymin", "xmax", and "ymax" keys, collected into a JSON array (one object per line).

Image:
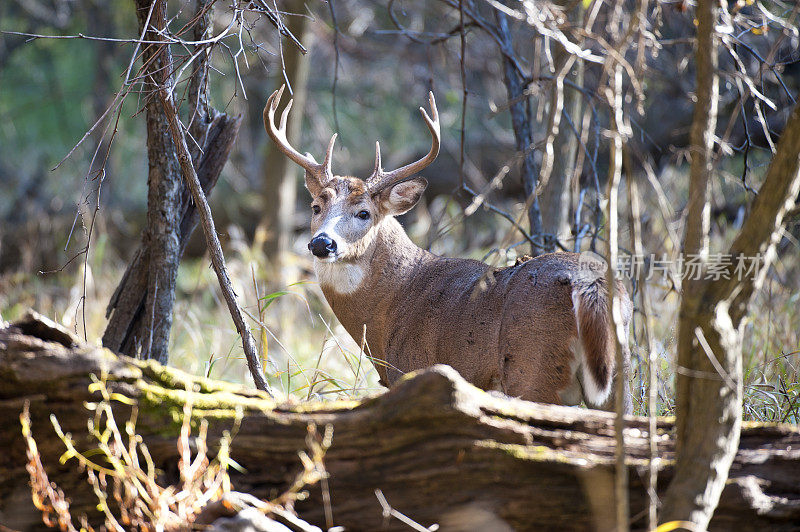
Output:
[{"xmin": 315, "ymin": 260, "xmax": 366, "ymax": 294}]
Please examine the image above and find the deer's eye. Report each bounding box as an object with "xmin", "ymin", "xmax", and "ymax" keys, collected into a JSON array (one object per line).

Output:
[
  {"xmin": 356, "ymin": 210, "xmax": 370, "ymax": 221},
  {"xmin": 312, "ymin": 205, "xmax": 321, "ymax": 215}
]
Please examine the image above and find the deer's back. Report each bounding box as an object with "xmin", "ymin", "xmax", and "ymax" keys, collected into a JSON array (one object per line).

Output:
[{"xmin": 381, "ymin": 252, "xmax": 593, "ymax": 388}]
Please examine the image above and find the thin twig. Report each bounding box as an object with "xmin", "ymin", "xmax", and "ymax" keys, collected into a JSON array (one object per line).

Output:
[
  {"xmin": 627, "ymin": 168, "xmax": 659, "ymax": 530},
  {"xmin": 375, "ymin": 489, "xmax": 439, "ymax": 532},
  {"xmin": 158, "ymin": 84, "xmax": 272, "ymax": 396},
  {"xmin": 607, "ymin": 61, "xmax": 629, "ymax": 532},
  {"xmin": 458, "ymin": 0, "xmax": 467, "ymax": 189},
  {"xmin": 328, "ymin": 0, "xmax": 341, "ymax": 134}
]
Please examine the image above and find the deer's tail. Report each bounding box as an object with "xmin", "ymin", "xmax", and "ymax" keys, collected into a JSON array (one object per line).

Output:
[{"xmin": 572, "ymin": 278, "xmax": 631, "ymax": 407}]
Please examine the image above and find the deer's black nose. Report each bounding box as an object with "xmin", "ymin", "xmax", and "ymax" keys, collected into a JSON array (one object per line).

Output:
[{"xmin": 309, "ymin": 233, "xmax": 337, "ymax": 258}]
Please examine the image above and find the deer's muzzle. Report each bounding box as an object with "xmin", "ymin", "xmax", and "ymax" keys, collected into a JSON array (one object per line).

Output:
[{"xmin": 309, "ymin": 233, "xmax": 337, "ymax": 258}]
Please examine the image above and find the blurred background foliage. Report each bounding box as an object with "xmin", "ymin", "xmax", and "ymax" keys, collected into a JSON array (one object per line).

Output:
[{"xmin": 0, "ymin": 0, "xmax": 798, "ymax": 421}]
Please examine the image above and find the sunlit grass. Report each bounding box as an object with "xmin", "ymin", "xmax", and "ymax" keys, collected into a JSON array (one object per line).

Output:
[
  {"xmin": 1, "ymin": 200, "xmax": 798, "ymax": 422},
  {"xmin": 0, "ymin": 220, "xmax": 382, "ymax": 402}
]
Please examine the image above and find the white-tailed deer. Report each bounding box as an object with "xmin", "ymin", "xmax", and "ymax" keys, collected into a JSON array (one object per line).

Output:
[{"xmin": 264, "ymin": 86, "xmax": 633, "ymax": 411}]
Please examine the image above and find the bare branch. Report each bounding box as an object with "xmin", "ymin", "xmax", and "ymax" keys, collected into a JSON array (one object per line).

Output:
[{"xmin": 158, "ymin": 84, "xmax": 273, "ymax": 396}]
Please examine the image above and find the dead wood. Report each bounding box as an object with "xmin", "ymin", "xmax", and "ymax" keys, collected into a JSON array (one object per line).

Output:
[
  {"xmin": 102, "ymin": 112, "xmax": 241, "ymax": 357},
  {"xmin": 102, "ymin": 0, "xmax": 241, "ymax": 364},
  {"xmin": 1, "ymin": 312, "xmax": 799, "ymax": 531},
  {"xmin": 158, "ymin": 83, "xmax": 271, "ymax": 394}
]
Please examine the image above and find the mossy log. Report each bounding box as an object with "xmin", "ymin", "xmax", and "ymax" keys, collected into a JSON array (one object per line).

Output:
[{"xmin": 1, "ymin": 312, "xmax": 799, "ymax": 531}]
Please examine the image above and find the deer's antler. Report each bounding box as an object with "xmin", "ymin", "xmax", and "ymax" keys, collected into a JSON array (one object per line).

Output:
[
  {"xmin": 264, "ymin": 85, "xmax": 336, "ymax": 186},
  {"xmin": 367, "ymin": 92, "xmax": 440, "ymax": 193}
]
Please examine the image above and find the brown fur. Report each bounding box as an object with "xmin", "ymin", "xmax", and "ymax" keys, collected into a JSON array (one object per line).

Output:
[
  {"xmin": 578, "ymin": 283, "xmax": 613, "ymax": 393},
  {"xmin": 265, "ymin": 86, "xmax": 632, "ymax": 410},
  {"xmin": 308, "ymin": 177, "xmax": 633, "ymax": 410}
]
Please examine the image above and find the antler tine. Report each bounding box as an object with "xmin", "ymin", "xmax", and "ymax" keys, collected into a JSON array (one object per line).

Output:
[
  {"xmin": 279, "ymin": 97, "xmax": 293, "ymax": 132},
  {"xmin": 372, "ymin": 141, "xmax": 382, "ymax": 176},
  {"xmin": 368, "ymin": 92, "xmax": 441, "ymax": 192},
  {"xmin": 264, "ymin": 85, "xmax": 334, "ymax": 184},
  {"xmin": 323, "ymin": 133, "xmax": 338, "ymax": 171}
]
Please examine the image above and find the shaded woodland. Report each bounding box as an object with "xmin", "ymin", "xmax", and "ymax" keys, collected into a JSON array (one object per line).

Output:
[{"xmin": 1, "ymin": 0, "xmax": 800, "ymax": 530}]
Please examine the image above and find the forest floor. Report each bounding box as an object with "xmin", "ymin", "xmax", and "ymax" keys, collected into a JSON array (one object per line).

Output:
[{"xmin": 1, "ymin": 209, "xmax": 798, "ymax": 422}]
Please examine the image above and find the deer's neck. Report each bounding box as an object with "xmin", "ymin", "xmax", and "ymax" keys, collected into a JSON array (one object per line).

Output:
[
  {"xmin": 316, "ymin": 217, "xmax": 427, "ymax": 294},
  {"xmin": 315, "ymin": 217, "xmax": 429, "ymax": 357}
]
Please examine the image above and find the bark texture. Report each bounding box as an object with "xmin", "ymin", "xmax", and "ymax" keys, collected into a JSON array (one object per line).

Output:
[
  {"xmin": 2, "ymin": 312, "xmax": 800, "ymax": 532},
  {"xmin": 661, "ymin": 0, "xmax": 729, "ymax": 524},
  {"xmin": 140, "ymin": 0, "xmax": 182, "ymax": 364},
  {"xmin": 261, "ymin": 0, "xmax": 311, "ymax": 273},
  {"xmin": 495, "ymin": 6, "xmax": 543, "ymax": 253},
  {"xmin": 103, "ymin": 113, "xmax": 241, "ymax": 356},
  {"xmin": 661, "ymin": 0, "xmax": 800, "ymax": 525},
  {"xmin": 103, "ymin": 0, "xmax": 240, "ymax": 364}
]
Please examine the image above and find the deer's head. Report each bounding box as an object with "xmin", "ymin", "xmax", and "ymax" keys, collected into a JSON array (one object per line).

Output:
[{"xmin": 263, "ymin": 86, "xmax": 440, "ymax": 263}]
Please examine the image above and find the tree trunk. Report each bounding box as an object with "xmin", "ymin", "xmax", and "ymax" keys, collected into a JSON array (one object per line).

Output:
[
  {"xmin": 495, "ymin": 6, "xmax": 544, "ymax": 254},
  {"xmin": 103, "ymin": 0, "xmax": 240, "ymax": 364},
  {"xmin": 540, "ymin": 2, "xmax": 582, "ymax": 252},
  {"xmin": 661, "ymin": 1, "xmax": 800, "ymax": 526},
  {"xmin": 102, "ymin": 0, "xmax": 181, "ymax": 364},
  {"xmin": 661, "ymin": 0, "xmax": 730, "ymax": 525},
  {"xmin": 2, "ymin": 312, "xmax": 799, "ymax": 531},
  {"xmin": 139, "ymin": 0, "xmax": 182, "ymax": 363},
  {"xmin": 103, "ymin": 114, "xmax": 241, "ymax": 356},
  {"xmin": 259, "ymin": 0, "xmax": 311, "ymax": 279}
]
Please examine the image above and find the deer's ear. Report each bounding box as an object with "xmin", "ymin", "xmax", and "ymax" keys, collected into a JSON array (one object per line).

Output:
[
  {"xmin": 304, "ymin": 170, "xmax": 324, "ymax": 196},
  {"xmin": 302, "ymin": 152, "xmax": 324, "ymax": 196},
  {"xmin": 378, "ymin": 177, "xmax": 428, "ymax": 216}
]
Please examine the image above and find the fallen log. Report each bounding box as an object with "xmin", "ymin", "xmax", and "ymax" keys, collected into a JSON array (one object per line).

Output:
[{"xmin": 1, "ymin": 311, "xmax": 799, "ymax": 531}]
